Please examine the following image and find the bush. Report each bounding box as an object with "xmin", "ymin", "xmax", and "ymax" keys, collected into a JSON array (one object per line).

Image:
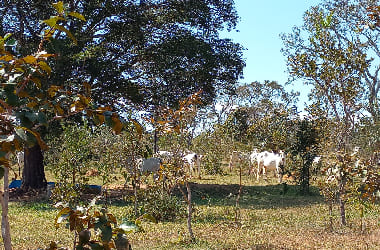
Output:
[{"xmin": 142, "ymin": 186, "xmax": 186, "ymax": 222}]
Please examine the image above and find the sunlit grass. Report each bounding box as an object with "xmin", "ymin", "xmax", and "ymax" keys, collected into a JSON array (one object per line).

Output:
[{"xmin": 1, "ymin": 168, "xmax": 379, "ymax": 249}]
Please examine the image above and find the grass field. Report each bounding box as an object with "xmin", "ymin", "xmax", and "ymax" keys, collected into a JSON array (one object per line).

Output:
[{"xmin": 2, "ymin": 169, "xmax": 380, "ymax": 249}]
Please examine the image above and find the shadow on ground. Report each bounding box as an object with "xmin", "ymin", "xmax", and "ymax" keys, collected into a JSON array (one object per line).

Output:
[
  {"xmin": 9, "ymin": 180, "xmax": 323, "ymax": 210},
  {"xmin": 187, "ymin": 182, "xmax": 323, "ymax": 209}
]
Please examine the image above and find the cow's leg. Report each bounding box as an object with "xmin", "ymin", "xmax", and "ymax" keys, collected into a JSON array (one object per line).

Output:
[
  {"xmin": 197, "ymin": 160, "xmax": 201, "ymax": 179},
  {"xmin": 263, "ymin": 166, "xmax": 267, "ymax": 180},
  {"xmin": 256, "ymin": 162, "xmax": 261, "ymax": 180},
  {"xmin": 248, "ymin": 161, "xmax": 253, "ymax": 175},
  {"xmin": 276, "ymin": 163, "xmax": 283, "ymax": 183},
  {"xmin": 229, "ymin": 155, "xmax": 233, "ymax": 172},
  {"xmin": 189, "ymin": 163, "xmax": 193, "ymax": 178}
]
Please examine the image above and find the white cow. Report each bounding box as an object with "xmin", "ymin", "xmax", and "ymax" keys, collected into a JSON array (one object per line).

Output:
[
  {"xmin": 183, "ymin": 153, "xmax": 201, "ymax": 178},
  {"xmin": 249, "ymin": 148, "xmax": 260, "ymax": 175},
  {"xmin": 256, "ymin": 150, "xmax": 285, "ymax": 182},
  {"xmin": 155, "ymin": 150, "xmax": 173, "ymax": 162},
  {"xmin": 138, "ymin": 157, "xmax": 162, "ymax": 174}
]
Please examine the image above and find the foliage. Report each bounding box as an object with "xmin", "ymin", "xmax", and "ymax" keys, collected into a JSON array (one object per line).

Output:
[
  {"xmin": 0, "ymin": 1, "xmax": 125, "ymax": 178},
  {"xmin": 289, "ymin": 118, "xmax": 320, "ymax": 194},
  {"xmin": 90, "ymin": 124, "xmax": 150, "ymax": 187},
  {"xmin": 0, "ymin": 2, "xmax": 120, "ymax": 247},
  {"xmin": 52, "ymin": 196, "xmax": 155, "ymax": 249},
  {"xmin": 0, "ymin": 3, "xmax": 85, "ymax": 174},
  {"xmin": 45, "ymin": 122, "xmax": 151, "ymax": 207},
  {"xmin": 0, "ymin": 0, "xmax": 245, "ymax": 115},
  {"xmin": 141, "ymin": 185, "xmax": 186, "ymax": 222},
  {"xmin": 151, "ymin": 92, "xmax": 202, "ymax": 242},
  {"xmin": 223, "ymin": 107, "xmax": 250, "ymax": 143},
  {"xmin": 45, "ymin": 123, "xmax": 93, "ymax": 204},
  {"xmin": 233, "ymin": 81, "xmax": 299, "ymax": 151},
  {"xmin": 192, "ymin": 130, "xmax": 226, "ymax": 175},
  {"xmin": 281, "ymin": 1, "xmax": 380, "ymax": 226}
]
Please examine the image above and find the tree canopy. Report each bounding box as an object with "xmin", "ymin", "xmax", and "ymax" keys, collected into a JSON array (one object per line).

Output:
[
  {"xmin": 282, "ymin": 0, "xmax": 380, "ymax": 123},
  {"xmin": 1, "ymin": 0, "xmax": 245, "ymax": 113}
]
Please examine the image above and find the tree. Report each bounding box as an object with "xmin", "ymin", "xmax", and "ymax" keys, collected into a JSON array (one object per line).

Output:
[
  {"xmin": 1, "ymin": 0, "xmax": 245, "ymax": 114},
  {"xmin": 151, "ymin": 92, "xmax": 202, "ymax": 242},
  {"xmin": 1, "ymin": 0, "xmax": 245, "ymax": 188},
  {"xmin": 283, "ymin": 0, "xmax": 380, "ymax": 122},
  {"xmin": 0, "ymin": 3, "xmax": 123, "ymax": 247},
  {"xmin": 233, "ymin": 80, "xmax": 299, "ymax": 151},
  {"xmin": 290, "ymin": 118, "xmax": 320, "ymax": 194},
  {"xmin": 282, "ymin": 3, "xmax": 370, "ymax": 225}
]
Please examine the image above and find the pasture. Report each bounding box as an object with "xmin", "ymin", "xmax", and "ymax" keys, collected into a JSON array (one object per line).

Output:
[{"xmin": 4, "ymin": 168, "xmax": 380, "ymax": 249}]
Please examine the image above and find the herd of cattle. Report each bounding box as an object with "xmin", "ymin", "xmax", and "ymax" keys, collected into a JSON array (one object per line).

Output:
[
  {"xmin": 228, "ymin": 149, "xmax": 286, "ymax": 182},
  {"xmin": 136, "ymin": 148, "xmax": 288, "ymax": 182},
  {"xmin": 13, "ymin": 148, "xmax": 314, "ymax": 182},
  {"xmin": 136, "ymin": 151, "xmax": 202, "ymax": 179},
  {"xmin": 16, "ymin": 146, "xmax": 379, "ymax": 185}
]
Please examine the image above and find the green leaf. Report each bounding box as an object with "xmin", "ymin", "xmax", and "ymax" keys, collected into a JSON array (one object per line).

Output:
[
  {"xmin": 55, "ymin": 207, "xmax": 72, "ymax": 228},
  {"xmin": 52, "ymin": 1, "xmax": 64, "ymax": 13},
  {"xmin": 42, "ymin": 17, "xmax": 58, "ymax": 28},
  {"xmin": 68, "ymin": 12, "xmax": 86, "ymax": 21},
  {"xmin": 55, "ymin": 24, "xmax": 77, "ymax": 45},
  {"xmin": 5, "ymin": 38, "xmax": 17, "ymax": 46},
  {"xmin": 101, "ymin": 225, "xmax": 113, "ymax": 242},
  {"xmin": 22, "ymin": 55, "xmax": 37, "ymax": 64},
  {"xmin": 25, "ymin": 111, "xmax": 38, "ymax": 122},
  {"xmin": 15, "ymin": 128, "xmax": 28, "ymax": 141},
  {"xmin": 6, "ymin": 94, "xmax": 18, "ymax": 106},
  {"xmin": 37, "ymin": 112, "xmax": 48, "ymax": 125},
  {"xmin": 38, "ymin": 61, "xmax": 52, "ymax": 75},
  {"xmin": 4, "ymin": 85, "xmax": 19, "ymax": 106},
  {"xmin": 4, "ymin": 33, "xmax": 12, "ymax": 40}
]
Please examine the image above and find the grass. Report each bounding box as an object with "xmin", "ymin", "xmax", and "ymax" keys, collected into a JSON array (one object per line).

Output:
[{"xmin": 1, "ymin": 168, "xmax": 380, "ymax": 249}]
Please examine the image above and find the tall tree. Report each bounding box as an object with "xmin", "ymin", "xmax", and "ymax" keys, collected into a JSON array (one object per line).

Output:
[
  {"xmin": 0, "ymin": 0, "xmax": 245, "ymax": 188},
  {"xmin": 281, "ymin": 3, "xmax": 369, "ymax": 225},
  {"xmin": 0, "ymin": 4, "xmax": 110, "ymax": 246},
  {"xmin": 233, "ymin": 80, "xmax": 299, "ymax": 151},
  {"xmin": 283, "ymin": 0, "xmax": 379, "ymax": 122}
]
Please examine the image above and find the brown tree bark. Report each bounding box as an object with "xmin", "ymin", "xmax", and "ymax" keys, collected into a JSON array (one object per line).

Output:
[
  {"xmin": 1, "ymin": 158, "xmax": 12, "ymax": 250},
  {"xmin": 21, "ymin": 144, "xmax": 47, "ymax": 190},
  {"xmin": 338, "ymin": 176, "xmax": 347, "ymax": 226}
]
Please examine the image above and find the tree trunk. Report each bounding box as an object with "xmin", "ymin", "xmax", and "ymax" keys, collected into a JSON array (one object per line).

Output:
[
  {"xmin": 235, "ymin": 165, "xmax": 242, "ymax": 224},
  {"xmin": 328, "ymin": 201, "xmax": 333, "ymax": 232},
  {"xmin": 21, "ymin": 144, "xmax": 47, "ymax": 190},
  {"xmin": 338, "ymin": 176, "xmax": 347, "ymax": 226},
  {"xmin": 177, "ymin": 182, "xmax": 195, "ymax": 242},
  {"xmin": 185, "ymin": 181, "xmax": 195, "ymax": 242},
  {"xmin": 153, "ymin": 129, "xmax": 158, "ymax": 154},
  {"xmin": 1, "ymin": 160, "xmax": 12, "ymax": 249}
]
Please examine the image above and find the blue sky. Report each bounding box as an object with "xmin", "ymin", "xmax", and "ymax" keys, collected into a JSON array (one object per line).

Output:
[{"xmin": 222, "ymin": 0, "xmax": 322, "ymax": 111}]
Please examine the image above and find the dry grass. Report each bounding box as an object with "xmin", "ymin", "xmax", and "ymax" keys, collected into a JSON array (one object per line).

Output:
[{"xmin": 1, "ymin": 168, "xmax": 380, "ymax": 249}]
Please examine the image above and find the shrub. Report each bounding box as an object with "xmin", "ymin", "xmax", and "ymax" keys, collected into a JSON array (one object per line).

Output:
[{"xmin": 142, "ymin": 186, "xmax": 186, "ymax": 222}]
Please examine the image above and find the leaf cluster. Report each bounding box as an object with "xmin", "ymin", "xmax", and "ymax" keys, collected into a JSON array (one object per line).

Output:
[{"xmin": 53, "ymin": 196, "xmax": 156, "ymax": 249}]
